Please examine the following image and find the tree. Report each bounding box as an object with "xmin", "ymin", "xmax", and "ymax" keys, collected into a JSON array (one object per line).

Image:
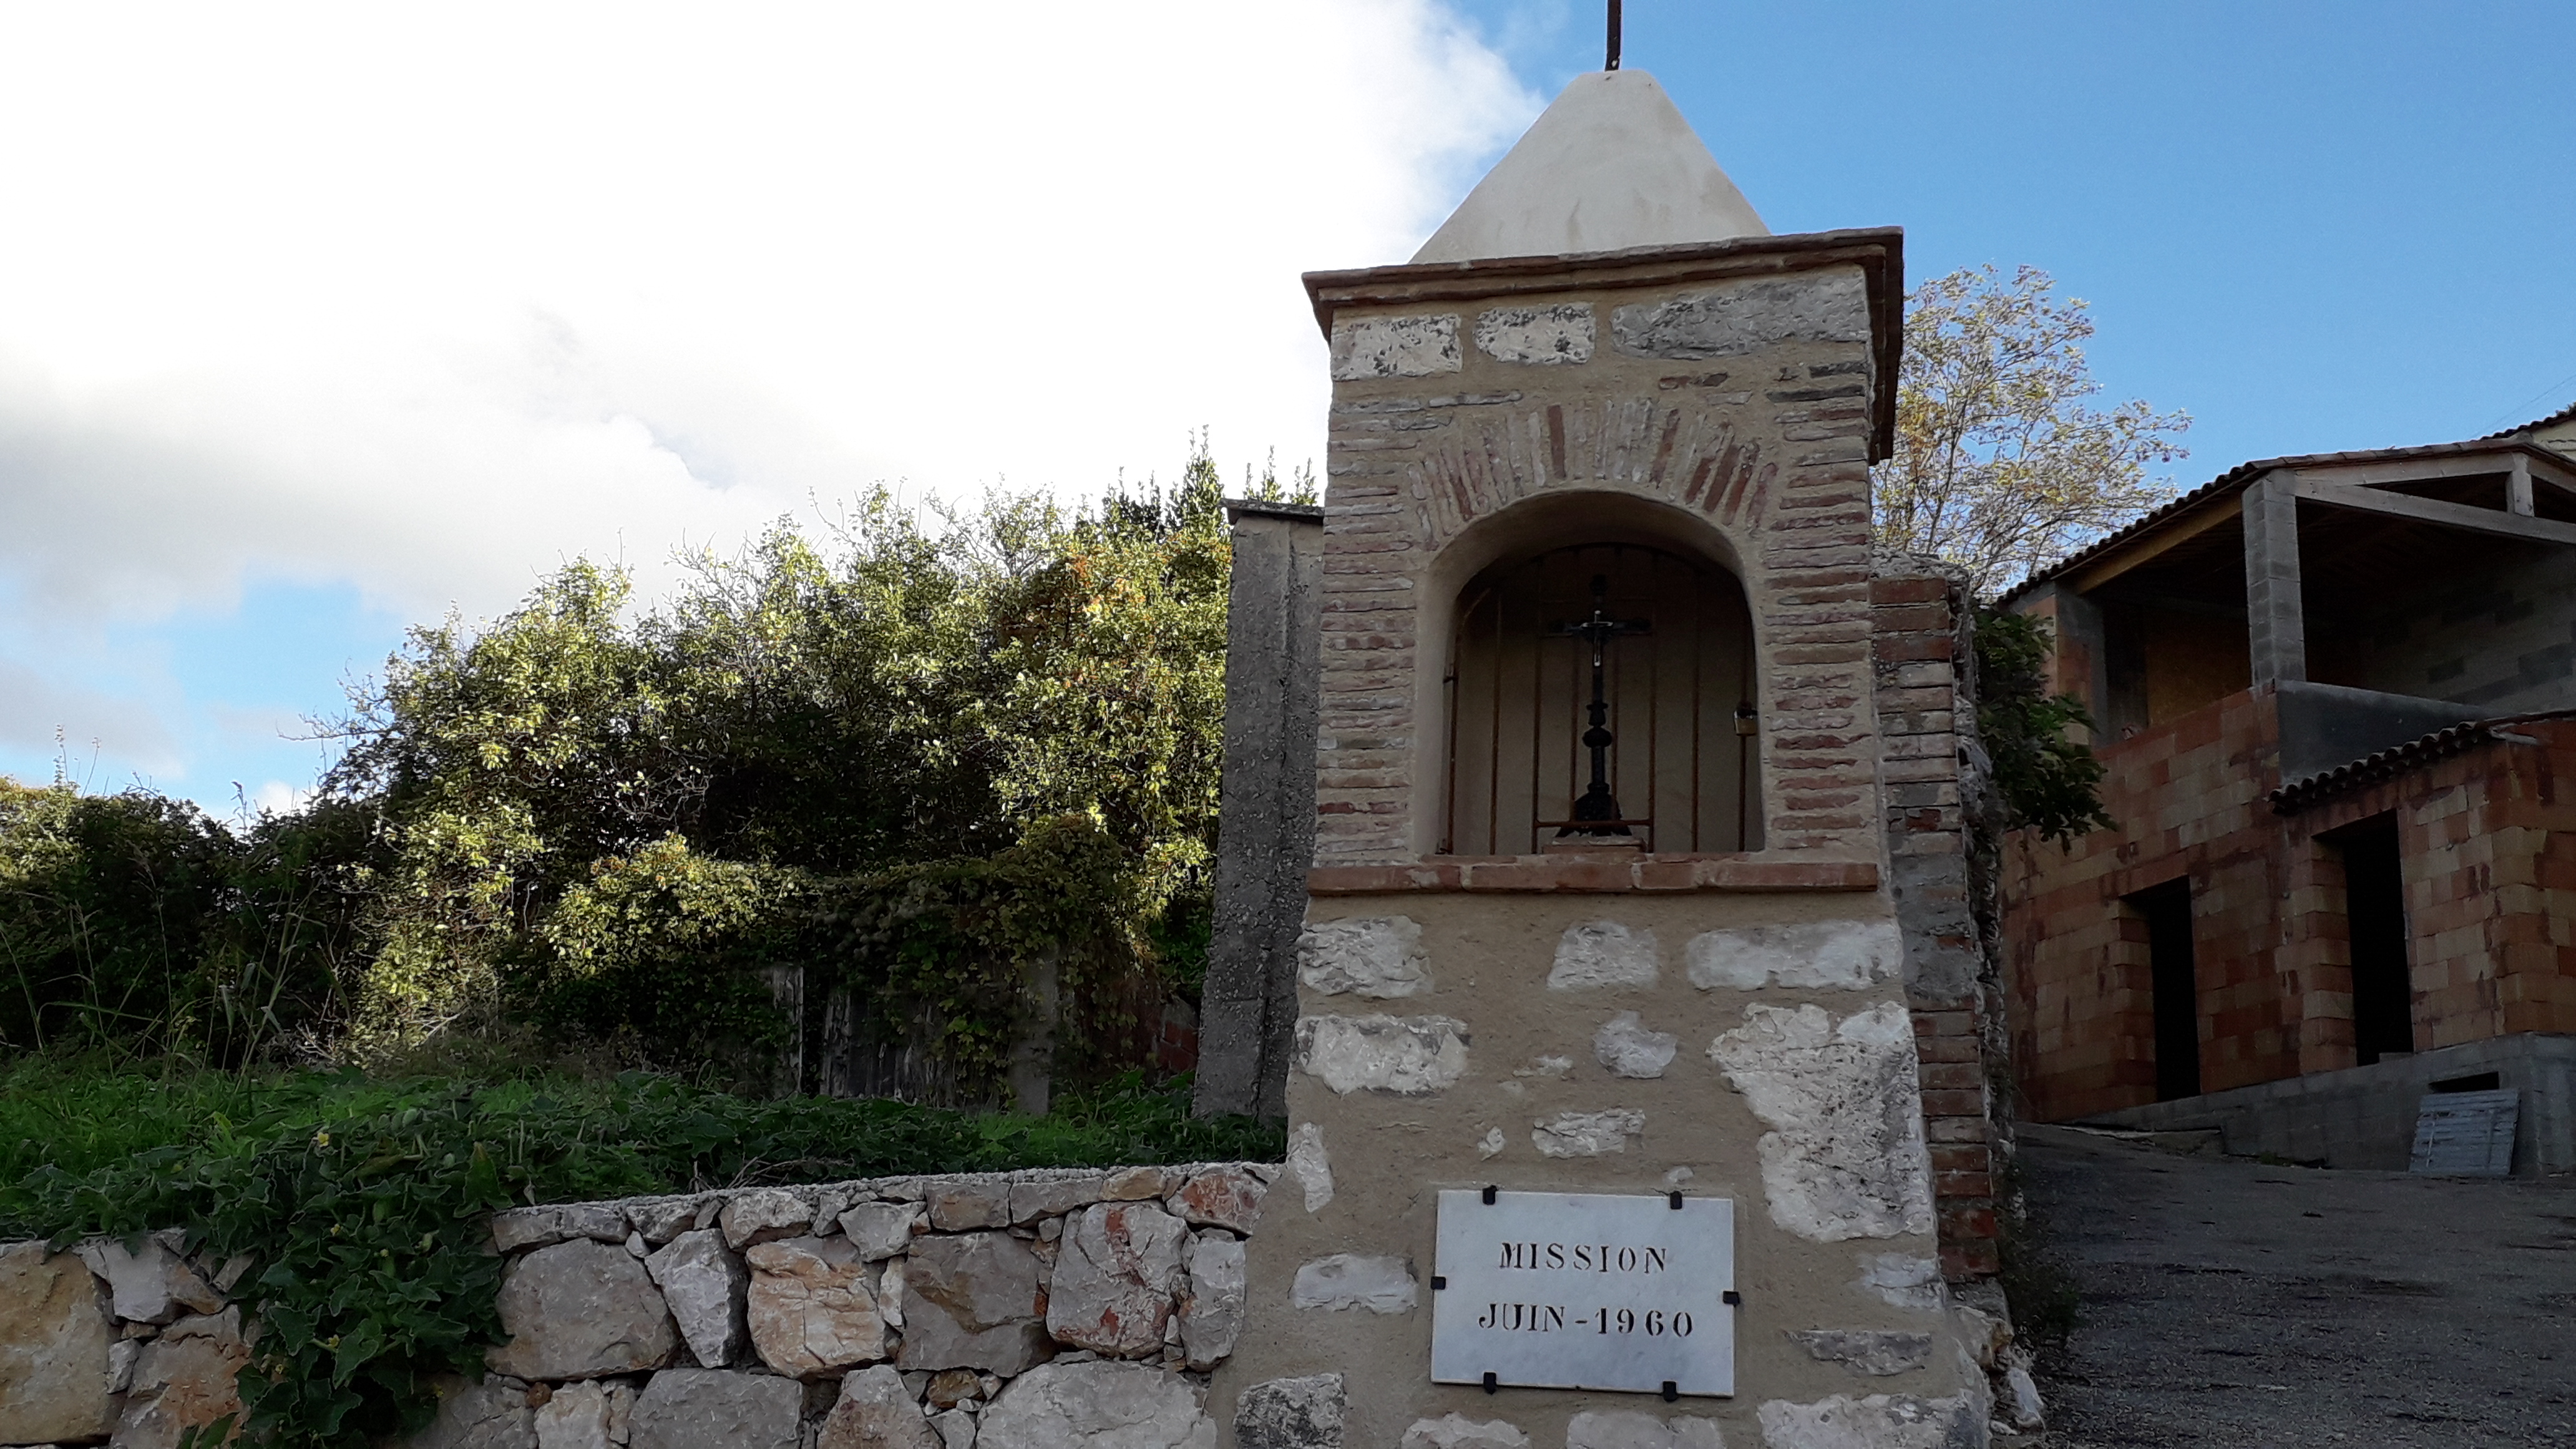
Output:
[
  {"xmin": 1875, "ymin": 265, "xmax": 2192, "ymax": 597},
  {"xmin": 1972, "ymin": 609, "xmax": 2112, "ymax": 845}
]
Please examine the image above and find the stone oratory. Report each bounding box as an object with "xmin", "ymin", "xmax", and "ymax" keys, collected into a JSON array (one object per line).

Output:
[{"xmin": 1206, "ymin": 65, "xmax": 2010, "ymax": 1448}]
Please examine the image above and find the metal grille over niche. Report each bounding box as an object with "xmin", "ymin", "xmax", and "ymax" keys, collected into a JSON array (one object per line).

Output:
[{"xmin": 1442, "ymin": 542, "xmax": 1761, "ymax": 856}]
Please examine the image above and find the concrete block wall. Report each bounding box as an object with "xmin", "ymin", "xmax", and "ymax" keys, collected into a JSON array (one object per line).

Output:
[
  {"xmin": 2320, "ymin": 544, "xmax": 2576, "ymax": 714},
  {"xmin": 0, "ymin": 1165, "xmax": 1272, "ymax": 1449}
]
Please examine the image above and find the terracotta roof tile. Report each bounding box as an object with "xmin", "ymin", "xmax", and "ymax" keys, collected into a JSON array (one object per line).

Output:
[
  {"xmin": 2268, "ymin": 709, "xmax": 2576, "ymax": 813},
  {"xmin": 1994, "ymin": 438, "xmax": 2560, "ymax": 607}
]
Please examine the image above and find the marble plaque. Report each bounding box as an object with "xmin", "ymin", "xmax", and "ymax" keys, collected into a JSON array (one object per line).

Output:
[{"xmin": 1430, "ymin": 1189, "xmax": 1734, "ymax": 1397}]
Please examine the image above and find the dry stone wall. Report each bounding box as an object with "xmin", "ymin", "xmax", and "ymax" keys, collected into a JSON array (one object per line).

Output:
[{"xmin": 0, "ymin": 1164, "xmax": 1271, "ymax": 1449}]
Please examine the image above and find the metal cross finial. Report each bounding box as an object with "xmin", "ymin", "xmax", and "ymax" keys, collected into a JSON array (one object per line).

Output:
[
  {"xmin": 1606, "ymin": 0, "xmax": 1622, "ymax": 71},
  {"xmin": 1550, "ymin": 573, "xmax": 1651, "ymax": 837}
]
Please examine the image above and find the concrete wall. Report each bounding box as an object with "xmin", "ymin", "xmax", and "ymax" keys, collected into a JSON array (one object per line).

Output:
[
  {"xmin": 1198, "ymin": 502, "xmax": 1325, "ymax": 1121},
  {"xmin": 0, "ymin": 1165, "xmax": 1274, "ymax": 1449},
  {"xmin": 2084, "ymin": 1032, "xmax": 2576, "ymax": 1176}
]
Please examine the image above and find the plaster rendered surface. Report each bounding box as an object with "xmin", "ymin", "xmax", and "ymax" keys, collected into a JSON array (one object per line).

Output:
[
  {"xmin": 1411, "ymin": 71, "xmax": 1767, "ymax": 264},
  {"xmin": 1214, "ymin": 892, "xmax": 1975, "ymax": 1448}
]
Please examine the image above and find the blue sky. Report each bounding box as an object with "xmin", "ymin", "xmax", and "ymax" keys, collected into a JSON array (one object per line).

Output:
[
  {"xmin": 2, "ymin": 2, "xmax": 2570, "ymax": 814},
  {"xmin": 1458, "ymin": 0, "xmax": 2576, "ymax": 471}
]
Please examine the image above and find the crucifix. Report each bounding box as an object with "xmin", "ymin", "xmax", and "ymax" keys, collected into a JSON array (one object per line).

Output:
[{"xmin": 1549, "ymin": 573, "xmax": 1651, "ymax": 838}]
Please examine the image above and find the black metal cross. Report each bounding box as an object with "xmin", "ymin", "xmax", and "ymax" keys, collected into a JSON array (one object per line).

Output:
[
  {"xmin": 1606, "ymin": 0, "xmax": 1622, "ymax": 71},
  {"xmin": 1549, "ymin": 573, "xmax": 1650, "ymax": 836}
]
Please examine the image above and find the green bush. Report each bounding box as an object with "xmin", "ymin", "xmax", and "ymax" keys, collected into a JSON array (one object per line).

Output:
[
  {"xmin": 0, "ymin": 1055, "xmax": 1279, "ymax": 1449},
  {"xmin": 0, "ymin": 784, "xmax": 379, "ymax": 1062}
]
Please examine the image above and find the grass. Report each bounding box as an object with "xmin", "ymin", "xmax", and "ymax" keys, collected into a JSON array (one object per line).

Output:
[
  {"xmin": 0, "ymin": 1050, "xmax": 1284, "ymax": 1447},
  {"xmin": 0, "ymin": 1051, "xmax": 1283, "ymax": 1242}
]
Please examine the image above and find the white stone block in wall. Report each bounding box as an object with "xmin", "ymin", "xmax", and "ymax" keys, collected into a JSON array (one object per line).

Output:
[
  {"xmin": 744, "ymin": 1235, "xmax": 887, "ymax": 1377},
  {"xmin": 1329, "ymin": 314, "xmax": 1462, "ymax": 380},
  {"xmin": 1708, "ymin": 1003, "xmax": 1935, "ymax": 1243},
  {"xmin": 1531, "ymin": 1108, "xmax": 1647, "ymax": 1158},
  {"xmin": 1166, "ymin": 1167, "xmax": 1267, "ymax": 1234},
  {"xmin": 628, "ymin": 1368, "xmax": 803, "ymax": 1449},
  {"xmin": 75, "ymin": 1234, "xmax": 222, "ymax": 1325},
  {"xmin": 1297, "ymin": 916, "xmax": 1430, "ymax": 998},
  {"xmin": 817, "ymin": 1364, "xmax": 937, "ymax": 1449},
  {"xmin": 1232, "ymin": 1372, "xmax": 1344, "ymax": 1449},
  {"xmin": 487, "ymin": 1239, "xmax": 679, "ymax": 1380},
  {"xmin": 1609, "ymin": 271, "xmax": 1871, "ymax": 360},
  {"xmin": 895, "ymin": 1231, "xmax": 1052, "ymax": 1375},
  {"xmin": 1045, "ymin": 1203, "xmax": 1187, "ymax": 1358},
  {"xmin": 878, "ymin": 1257, "xmax": 907, "ymax": 1329},
  {"xmin": 839, "ymin": 1201, "xmax": 920, "ymax": 1261},
  {"xmin": 975, "ymin": 1360, "xmax": 1212, "ymax": 1449},
  {"xmin": 1400, "ymin": 1414, "xmax": 1531, "ymax": 1448},
  {"xmin": 1286, "ymin": 1124, "xmax": 1334, "ymax": 1211},
  {"xmin": 1178, "ymin": 1229, "xmax": 1246, "ymax": 1371},
  {"xmin": 115, "ymin": 1307, "xmax": 248, "ymax": 1449},
  {"xmin": 1548, "ymin": 922, "xmax": 1659, "ymax": 990},
  {"xmin": 1856, "ymin": 1254, "xmax": 1944, "ymax": 1313},
  {"xmin": 929, "ymin": 1407, "xmax": 977, "ymax": 1449},
  {"xmin": 1594, "ymin": 1012, "xmax": 1680, "ymax": 1078},
  {"xmin": 409, "ymin": 1372, "xmax": 536, "ymax": 1449},
  {"xmin": 1754, "ymin": 1392, "xmax": 1983, "ymax": 1448},
  {"xmin": 534, "ymin": 1378, "xmax": 612, "ymax": 1449},
  {"xmin": 721, "ymin": 1189, "xmax": 817, "ymax": 1249},
  {"xmin": 1006, "ymin": 1173, "xmax": 1107, "ymax": 1225},
  {"xmin": 1564, "ymin": 1408, "xmax": 1726, "ymax": 1449},
  {"xmin": 1290, "ymin": 1253, "xmax": 1415, "ymax": 1314},
  {"xmin": 0, "ymin": 1240, "xmax": 115, "ymax": 1446},
  {"xmin": 644, "ymin": 1228, "xmax": 749, "ymax": 1369},
  {"xmin": 1474, "ymin": 304, "xmax": 1596, "ymax": 365},
  {"xmin": 1294, "ymin": 1015, "xmax": 1470, "ymax": 1095},
  {"xmin": 1787, "ymin": 1329, "xmax": 1935, "ymax": 1377},
  {"xmin": 1685, "ymin": 921, "xmax": 1901, "ymax": 992},
  {"xmin": 623, "ymin": 1196, "xmax": 710, "ymax": 1246}
]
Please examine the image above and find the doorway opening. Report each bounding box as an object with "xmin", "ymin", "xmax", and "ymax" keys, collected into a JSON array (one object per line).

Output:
[
  {"xmin": 2324, "ymin": 812, "xmax": 2414, "ymax": 1065},
  {"xmin": 2130, "ymin": 878, "xmax": 2202, "ymax": 1101}
]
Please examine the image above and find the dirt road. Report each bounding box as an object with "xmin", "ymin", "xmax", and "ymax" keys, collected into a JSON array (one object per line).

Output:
[{"xmin": 2016, "ymin": 1123, "xmax": 2576, "ymax": 1447}]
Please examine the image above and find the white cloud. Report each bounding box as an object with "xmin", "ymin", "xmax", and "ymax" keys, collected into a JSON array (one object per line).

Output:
[
  {"xmin": 0, "ymin": 655, "xmax": 181, "ymax": 777},
  {"xmin": 251, "ymin": 780, "xmax": 309, "ymax": 817},
  {"xmin": 0, "ymin": 1, "xmax": 1538, "ymax": 633}
]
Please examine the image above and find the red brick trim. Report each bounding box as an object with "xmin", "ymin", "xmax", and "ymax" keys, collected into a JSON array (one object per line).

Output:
[{"xmin": 1307, "ymin": 856, "xmax": 1880, "ymax": 895}]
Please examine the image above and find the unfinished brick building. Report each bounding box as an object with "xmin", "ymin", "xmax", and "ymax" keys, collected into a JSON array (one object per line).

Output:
[{"xmin": 2001, "ymin": 401, "xmax": 2576, "ymax": 1172}]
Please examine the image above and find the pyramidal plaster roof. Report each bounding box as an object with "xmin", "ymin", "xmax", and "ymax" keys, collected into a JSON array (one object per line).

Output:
[{"xmin": 1412, "ymin": 69, "xmax": 1769, "ymax": 265}]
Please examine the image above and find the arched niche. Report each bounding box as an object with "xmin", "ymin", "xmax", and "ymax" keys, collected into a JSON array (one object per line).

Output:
[{"xmin": 1431, "ymin": 498, "xmax": 1762, "ymax": 856}]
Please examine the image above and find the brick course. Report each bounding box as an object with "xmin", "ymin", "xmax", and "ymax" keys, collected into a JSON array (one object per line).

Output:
[{"xmin": 1872, "ymin": 565, "xmax": 2004, "ymax": 1281}]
